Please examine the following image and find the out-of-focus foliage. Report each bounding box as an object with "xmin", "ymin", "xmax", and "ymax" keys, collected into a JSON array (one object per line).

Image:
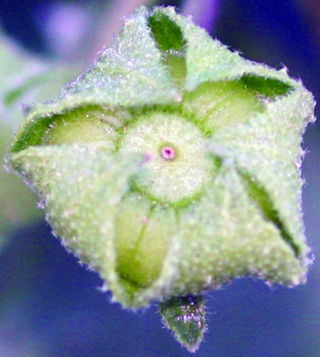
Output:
[{"xmin": 0, "ymin": 30, "xmax": 79, "ymax": 248}]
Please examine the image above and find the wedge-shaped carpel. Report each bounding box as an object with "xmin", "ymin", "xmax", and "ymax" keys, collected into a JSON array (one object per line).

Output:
[{"xmin": 8, "ymin": 5, "xmax": 315, "ymax": 316}]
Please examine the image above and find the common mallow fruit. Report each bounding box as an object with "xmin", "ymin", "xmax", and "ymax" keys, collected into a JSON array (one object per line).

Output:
[{"xmin": 7, "ymin": 6, "xmax": 315, "ymax": 352}]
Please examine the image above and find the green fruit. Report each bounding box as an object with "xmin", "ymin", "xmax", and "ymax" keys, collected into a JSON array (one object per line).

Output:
[{"xmin": 7, "ymin": 6, "xmax": 315, "ymax": 352}]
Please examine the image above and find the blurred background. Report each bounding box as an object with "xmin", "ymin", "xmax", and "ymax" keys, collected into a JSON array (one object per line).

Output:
[{"xmin": 0, "ymin": 0, "xmax": 320, "ymax": 356}]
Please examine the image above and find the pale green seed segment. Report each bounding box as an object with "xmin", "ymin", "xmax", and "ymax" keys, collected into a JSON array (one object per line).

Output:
[
  {"xmin": 183, "ymin": 81, "xmax": 264, "ymax": 134},
  {"xmin": 164, "ymin": 55, "xmax": 186, "ymax": 90},
  {"xmin": 41, "ymin": 106, "xmax": 119, "ymax": 150},
  {"xmin": 119, "ymin": 112, "xmax": 215, "ymax": 204},
  {"xmin": 115, "ymin": 192, "xmax": 177, "ymax": 287}
]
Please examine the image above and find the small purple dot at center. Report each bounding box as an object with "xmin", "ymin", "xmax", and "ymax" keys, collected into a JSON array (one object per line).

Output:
[{"xmin": 161, "ymin": 146, "xmax": 176, "ymax": 161}]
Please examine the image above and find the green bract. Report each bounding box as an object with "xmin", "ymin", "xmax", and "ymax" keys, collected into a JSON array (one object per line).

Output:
[{"xmin": 7, "ymin": 6, "xmax": 315, "ymax": 350}]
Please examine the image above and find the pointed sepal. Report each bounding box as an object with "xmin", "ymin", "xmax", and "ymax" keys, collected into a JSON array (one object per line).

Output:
[{"xmin": 159, "ymin": 295, "xmax": 206, "ymax": 353}]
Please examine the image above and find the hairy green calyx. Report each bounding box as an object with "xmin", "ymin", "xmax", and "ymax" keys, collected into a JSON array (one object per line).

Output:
[
  {"xmin": 24, "ymin": 83, "xmax": 263, "ymax": 287},
  {"xmin": 7, "ymin": 7, "xmax": 315, "ymax": 351}
]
